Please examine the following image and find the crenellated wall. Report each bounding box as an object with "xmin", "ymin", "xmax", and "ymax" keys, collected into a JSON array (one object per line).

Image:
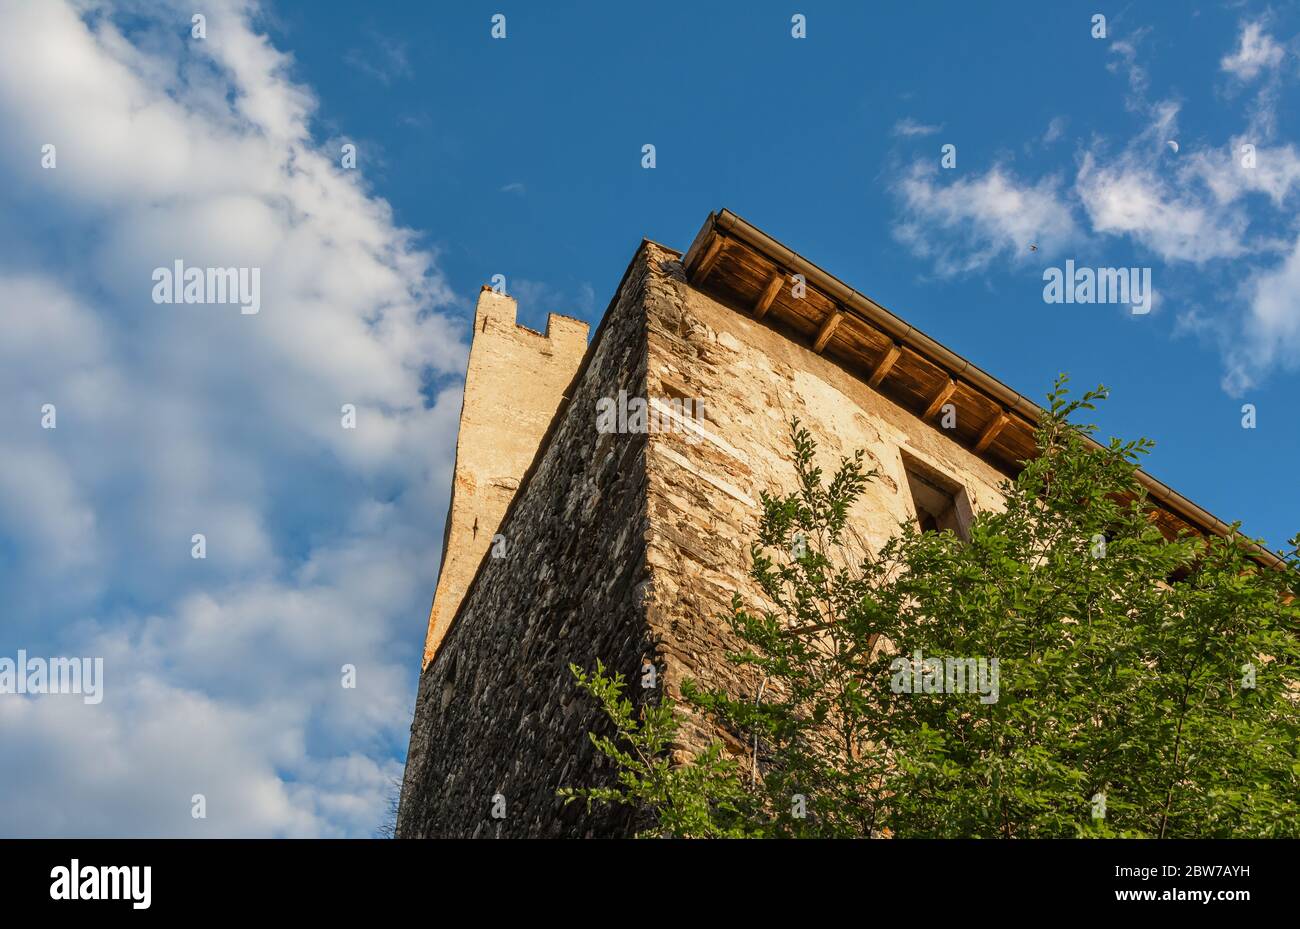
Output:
[{"xmin": 421, "ymin": 288, "xmax": 588, "ymax": 667}]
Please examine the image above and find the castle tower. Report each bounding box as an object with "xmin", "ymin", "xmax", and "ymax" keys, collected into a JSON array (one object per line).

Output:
[
  {"xmin": 422, "ymin": 287, "xmax": 589, "ymax": 666},
  {"xmin": 398, "ymin": 212, "xmax": 1273, "ymax": 838}
]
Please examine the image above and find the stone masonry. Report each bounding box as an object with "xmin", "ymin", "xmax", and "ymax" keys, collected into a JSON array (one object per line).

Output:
[{"xmin": 398, "ymin": 236, "xmax": 1018, "ymax": 837}]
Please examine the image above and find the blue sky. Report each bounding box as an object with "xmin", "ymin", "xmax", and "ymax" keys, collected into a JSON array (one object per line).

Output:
[
  {"xmin": 0, "ymin": 0, "xmax": 1297, "ymax": 836},
  {"xmin": 276, "ymin": 0, "xmax": 1300, "ymax": 547}
]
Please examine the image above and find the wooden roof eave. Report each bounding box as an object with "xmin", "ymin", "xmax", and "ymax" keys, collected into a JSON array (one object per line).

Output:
[{"xmin": 681, "ymin": 209, "xmax": 1286, "ymax": 571}]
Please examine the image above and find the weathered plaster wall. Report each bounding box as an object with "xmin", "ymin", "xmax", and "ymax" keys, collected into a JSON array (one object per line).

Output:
[
  {"xmin": 640, "ymin": 257, "xmax": 1010, "ymax": 745},
  {"xmin": 422, "ymin": 289, "xmax": 588, "ymax": 666},
  {"xmin": 398, "ymin": 249, "xmax": 658, "ymax": 838}
]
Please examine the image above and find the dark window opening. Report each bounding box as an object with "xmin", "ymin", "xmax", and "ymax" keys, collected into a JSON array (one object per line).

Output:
[{"xmin": 902, "ymin": 451, "xmax": 973, "ymax": 543}]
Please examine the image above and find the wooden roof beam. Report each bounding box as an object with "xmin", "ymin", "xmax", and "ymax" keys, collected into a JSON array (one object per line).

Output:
[
  {"xmin": 974, "ymin": 410, "xmax": 1010, "ymax": 453},
  {"xmin": 921, "ymin": 378, "xmax": 957, "ymax": 421},
  {"xmin": 752, "ymin": 271, "xmax": 783, "ymax": 319},
  {"xmin": 812, "ymin": 310, "xmax": 843, "ymax": 354},
  {"xmin": 867, "ymin": 342, "xmax": 902, "ymax": 388},
  {"xmin": 692, "ymin": 235, "xmax": 724, "ymax": 283}
]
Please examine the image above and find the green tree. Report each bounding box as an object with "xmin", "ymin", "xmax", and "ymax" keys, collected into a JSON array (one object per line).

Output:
[{"xmin": 562, "ymin": 377, "xmax": 1300, "ymax": 837}]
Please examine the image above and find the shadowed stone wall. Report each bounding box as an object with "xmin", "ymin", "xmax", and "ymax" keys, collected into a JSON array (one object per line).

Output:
[{"xmin": 397, "ymin": 245, "xmax": 663, "ymax": 838}]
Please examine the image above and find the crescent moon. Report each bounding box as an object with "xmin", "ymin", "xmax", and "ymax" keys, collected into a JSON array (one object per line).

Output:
[{"xmin": 1167, "ymin": 140, "xmax": 1179, "ymax": 153}]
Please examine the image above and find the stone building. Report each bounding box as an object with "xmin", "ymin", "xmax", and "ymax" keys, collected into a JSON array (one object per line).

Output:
[{"xmin": 396, "ymin": 210, "xmax": 1276, "ymax": 838}]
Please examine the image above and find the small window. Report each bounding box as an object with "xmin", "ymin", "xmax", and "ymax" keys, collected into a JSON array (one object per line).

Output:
[{"xmin": 901, "ymin": 452, "xmax": 973, "ymax": 542}]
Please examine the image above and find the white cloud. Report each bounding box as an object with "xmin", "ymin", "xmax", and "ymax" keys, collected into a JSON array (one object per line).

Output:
[
  {"xmin": 892, "ymin": 117, "xmax": 943, "ymax": 138},
  {"xmin": 1221, "ymin": 21, "xmax": 1286, "ymax": 81},
  {"xmin": 0, "ymin": 0, "xmax": 468, "ymax": 836},
  {"xmin": 1183, "ymin": 139, "xmax": 1300, "ymax": 209},
  {"xmin": 1075, "ymin": 150, "xmax": 1249, "ymax": 264},
  {"xmin": 344, "ymin": 32, "xmax": 414, "ymax": 86},
  {"xmin": 1043, "ymin": 116, "xmax": 1067, "ymax": 145},
  {"xmin": 1223, "ymin": 235, "xmax": 1300, "ymax": 394},
  {"xmin": 890, "ymin": 18, "xmax": 1300, "ymax": 394},
  {"xmin": 1106, "ymin": 27, "xmax": 1154, "ymax": 113},
  {"xmin": 892, "ymin": 162, "xmax": 1079, "ymax": 275}
]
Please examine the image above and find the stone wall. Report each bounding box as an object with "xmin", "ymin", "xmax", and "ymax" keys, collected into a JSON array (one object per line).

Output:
[
  {"xmin": 397, "ymin": 247, "xmax": 660, "ymax": 838},
  {"xmin": 398, "ymin": 241, "xmax": 1015, "ymax": 837},
  {"xmin": 422, "ymin": 290, "xmax": 588, "ymax": 666}
]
